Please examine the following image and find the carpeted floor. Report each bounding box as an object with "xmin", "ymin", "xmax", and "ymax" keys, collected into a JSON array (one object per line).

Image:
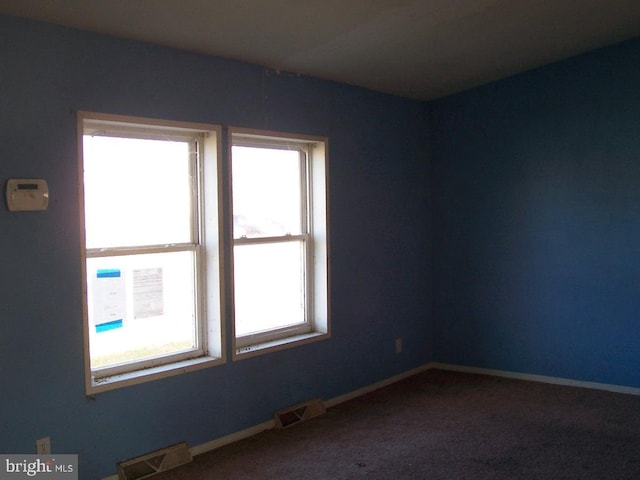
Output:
[{"xmin": 153, "ymin": 369, "xmax": 640, "ymax": 479}]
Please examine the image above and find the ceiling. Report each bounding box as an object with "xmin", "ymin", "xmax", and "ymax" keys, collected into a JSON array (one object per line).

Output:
[{"xmin": 2, "ymin": 0, "xmax": 640, "ymax": 100}]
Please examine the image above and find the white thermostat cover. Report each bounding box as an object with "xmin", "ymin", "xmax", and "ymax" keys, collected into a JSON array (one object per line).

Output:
[{"xmin": 6, "ymin": 178, "xmax": 49, "ymax": 211}]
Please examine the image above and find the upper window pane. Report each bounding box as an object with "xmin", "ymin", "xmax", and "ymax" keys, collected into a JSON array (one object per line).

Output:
[
  {"xmin": 83, "ymin": 135, "xmax": 193, "ymax": 248},
  {"xmin": 232, "ymin": 146, "xmax": 302, "ymax": 238}
]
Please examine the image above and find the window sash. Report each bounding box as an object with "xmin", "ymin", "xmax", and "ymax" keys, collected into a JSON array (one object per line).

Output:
[
  {"xmin": 86, "ymin": 243, "xmax": 198, "ymax": 258},
  {"xmin": 87, "ymin": 238, "xmax": 205, "ymax": 380},
  {"xmin": 231, "ymin": 145, "xmax": 309, "ymax": 240},
  {"xmin": 82, "ymin": 126, "xmax": 205, "ymax": 377},
  {"xmin": 82, "ymin": 135, "xmax": 200, "ymax": 249},
  {"xmin": 93, "ymin": 342, "xmax": 205, "ymax": 379},
  {"xmin": 233, "ymin": 235, "xmax": 311, "ymax": 348},
  {"xmin": 233, "ymin": 233, "xmax": 308, "ymax": 246},
  {"xmin": 231, "ymin": 140, "xmax": 314, "ymax": 348}
]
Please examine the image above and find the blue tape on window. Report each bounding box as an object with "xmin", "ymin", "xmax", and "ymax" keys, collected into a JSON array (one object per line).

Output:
[
  {"xmin": 97, "ymin": 269, "xmax": 121, "ymax": 278},
  {"xmin": 96, "ymin": 319, "xmax": 123, "ymax": 333}
]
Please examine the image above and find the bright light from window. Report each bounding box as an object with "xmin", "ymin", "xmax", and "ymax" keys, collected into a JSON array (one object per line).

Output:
[
  {"xmin": 233, "ymin": 241, "xmax": 305, "ymax": 336},
  {"xmin": 83, "ymin": 134, "xmax": 198, "ymax": 371},
  {"xmin": 232, "ymin": 146, "xmax": 302, "ymax": 238},
  {"xmin": 231, "ymin": 142, "xmax": 311, "ymax": 342},
  {"xmin": 83, "ymin": 136, "xmax": 192, "ymax": 248}
]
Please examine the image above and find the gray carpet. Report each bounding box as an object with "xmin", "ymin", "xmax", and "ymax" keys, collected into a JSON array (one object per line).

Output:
[{"xmin": 153, "ymin": 369, "xmax": 640, "ymax": 479}]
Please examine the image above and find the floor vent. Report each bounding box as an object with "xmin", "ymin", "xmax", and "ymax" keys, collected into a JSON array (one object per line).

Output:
[
  {"xmin": 275, "ymin": 398, "xmax": 326, "ymax": 428},
  {"xmin": 117, "ymin": 442, "xmax": 192, "ymax": 480}
]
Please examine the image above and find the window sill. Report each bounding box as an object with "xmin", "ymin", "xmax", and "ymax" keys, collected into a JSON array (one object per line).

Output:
[
  {"xmin": 87, "ymin": 355, "xmax": 224, "ymax": 394},
  {"xmin": 234, "ymin": 331, "xmax": 328, "ymax": 360}
]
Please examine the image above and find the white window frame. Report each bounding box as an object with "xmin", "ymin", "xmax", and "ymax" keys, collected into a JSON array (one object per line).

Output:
[
  {"xmin": 229, "ymin": 128, "xmax": 330, "ymax": 358},
  {"xmin": 79, "ymin": 112, "xmax": 225, "ymax": 394}
]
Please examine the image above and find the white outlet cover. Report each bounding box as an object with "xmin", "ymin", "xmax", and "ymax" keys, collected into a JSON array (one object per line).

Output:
[{"xmin": 36, "ymin": 437, "xmax": 51, "ymax": 454}]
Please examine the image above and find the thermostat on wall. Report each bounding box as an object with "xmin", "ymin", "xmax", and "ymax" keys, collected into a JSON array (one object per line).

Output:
[{"xmin": 5, "ymin": 178, "xmax": 49, "ymax": 211}]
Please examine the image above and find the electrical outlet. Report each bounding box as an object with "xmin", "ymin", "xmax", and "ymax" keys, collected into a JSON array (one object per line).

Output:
[
  {"xmin": 395, "ymin": 338, "xmax": 402, "ymax": 354},
  {"xmin": 36, "ymin": 437, "xmax": 50, "ymax": 455}
]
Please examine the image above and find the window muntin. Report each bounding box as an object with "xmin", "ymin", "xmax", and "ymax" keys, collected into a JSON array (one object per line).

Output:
[
  {"xmin": 79, "ymin": 112, "xmax": 223, "ymax": 392},
  {"xmin": 230, "ymin": 131, "xmax": 329, "ymax": 353}
]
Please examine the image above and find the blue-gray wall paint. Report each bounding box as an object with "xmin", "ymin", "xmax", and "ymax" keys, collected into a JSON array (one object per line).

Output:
[
  {"xmin": 4, "ymin": 11, "xmax": 640, "ymax": 479},
  {"xmin": 431, "ymin": 37, "xmax": 640, "ymax": 388},
  {"xmin": 0, "ymin": 16, "xmax": 431, "ymax": 478}
]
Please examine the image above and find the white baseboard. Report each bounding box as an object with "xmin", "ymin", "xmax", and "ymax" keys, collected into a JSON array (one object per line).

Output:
[
  {"xmin": 101, "ymin": 364, "xmax": 433, "ymax": 479},
  {"xmin": 102, "ymin": 361, "xmax": 639, "ymax": 479},
  {"xmin": 324, "ymin": 363, "xmax": 433, "ymax": 408},
  {"xmin": 189, "ymin": 419, "xmax": 275, "ymax": 456},
  {"xmin": 430, "ymin": 362, "xmax": 640, "ymax": 396},
  {"xmin": 101, "ymin": 420, "xmax": 275, "ymax": 480}
]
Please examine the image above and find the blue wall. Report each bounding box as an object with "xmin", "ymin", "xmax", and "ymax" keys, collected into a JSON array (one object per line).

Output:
[
  {"xmin": 0, "ymin": 16, "xmax": 431, "ymax": 478},
  {"xmin": 431, "ymin": 37, "xmax": 640, "ymax": 388},
  {"xmin": 4, "ymin": 11, "xmax": 640, "ymax": 479}
]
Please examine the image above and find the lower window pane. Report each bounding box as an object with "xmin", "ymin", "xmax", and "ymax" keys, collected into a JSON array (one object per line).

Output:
[
  {"xmin": 86, "ymin": 250, "xmax": 197, "ymax": 369},
  {"xmin": 234, "ymin": 241, "xmax": 305, "ymax": 337}
]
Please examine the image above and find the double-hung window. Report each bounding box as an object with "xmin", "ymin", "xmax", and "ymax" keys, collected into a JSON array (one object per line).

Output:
[
  {"xmin": 79, "ymin": 112, "xmax": 223, "ymax": 393},
  {"xmin": 79, "ymin": 115, "xmax": 328, "ymax": 391},
  {"xmin": 230, "ymin": 129, "xmax": 329, "ymax": 356}
]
